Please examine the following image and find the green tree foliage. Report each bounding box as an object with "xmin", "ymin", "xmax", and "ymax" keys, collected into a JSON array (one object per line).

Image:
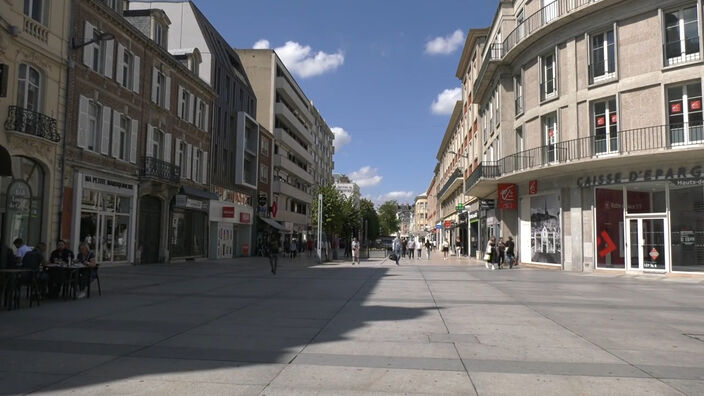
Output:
[
  {"xmin": 360, "ymin": 198, "xmax": 379, "ymax": 243},
  {"xmin": 340, "ymin": 196, "xmax": 361, "ymax": 241},
  {"xmin": 312, "ymin": 184, "xmax": 344, "ymax": 236},
  {"xmin": 378, "ymin": 200, "xmax": 400, "ymax": 236}
]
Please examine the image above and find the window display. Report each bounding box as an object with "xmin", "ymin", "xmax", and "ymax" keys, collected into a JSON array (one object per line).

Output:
[{"xmin": 530, "ymin": 194, "xmax": 561, "ymax": 264}]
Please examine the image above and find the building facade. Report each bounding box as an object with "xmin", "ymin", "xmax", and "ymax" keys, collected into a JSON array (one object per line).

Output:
[
  {"xmin": 414, "ymin": 193, "xmax": 428, "ymax": 235},
  {"xmin": 63, "ymin": 0, "xmax": 214, "ymax": 265},
  {"xmin": 130, "ymin": 1, "xmax": 258, "ymax": 259},
  {"xmin": 312, "ymin": 105, "xmax": 334, "ymax": 188},
  {"xmin": 237, "ymin": 49, "xmax": 316, "ymax": 237},
  {"xmin": 464, "ymin": 0, "xmax": 704, "ymax": 274},
  {"xmin": 0, "ymin": 0, "xmax": 70, "ymax": 257},
  {"xmin": 333, "ymin": 174, "xmax": 360, "ymax": 208}
]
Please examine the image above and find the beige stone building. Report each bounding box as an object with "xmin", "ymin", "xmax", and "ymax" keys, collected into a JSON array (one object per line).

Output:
[
  {"xmin": 0, "ymin": 0, "xmax": 70, "ymax": 255},
  {"xmin": 413, "ymin": 193, "xmax": 428, "ymax": 235},
  {"xmin": 464, "ymin": 0, "xmax": 704, "ymax": 274}
]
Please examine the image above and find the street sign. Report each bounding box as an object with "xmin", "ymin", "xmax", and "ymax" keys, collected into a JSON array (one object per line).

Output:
[{"xmin": 455, "ymin": 203, "xmax": 465, "ymax": 211}]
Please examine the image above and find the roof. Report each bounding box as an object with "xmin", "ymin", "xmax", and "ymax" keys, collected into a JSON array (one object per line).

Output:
[
  {"xmin": 435, "ymin": 101, "xmax": 463, "ymax": 160},
  {"xmin": 455, "ymin": 28, "xmax": 490, "ymax": 79}
]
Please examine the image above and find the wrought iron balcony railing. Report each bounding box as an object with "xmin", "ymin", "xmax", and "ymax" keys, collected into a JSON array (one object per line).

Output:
[
  {"xmin": 141, "ymin": 156, "xmax": 180, "ymax": 183},
  {"xmin": 4, "ymin": 105, "xmax": 59, "ymax": 142},
  {"xmin": 466, "ymin": 123, "xmax": 704, "ymax": 193}
]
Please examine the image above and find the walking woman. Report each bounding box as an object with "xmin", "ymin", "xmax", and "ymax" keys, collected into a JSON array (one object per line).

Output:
[
  {"xmin": 442, "ymin": 239, "xmax": 449, "ymax": 260},
  {"xmin": 485, "ymin": 236, "xmax": 499, "ymax": 270},
  {"xmin": 268, "ymin": 232, "xmax": 280, "ymax": 274}
]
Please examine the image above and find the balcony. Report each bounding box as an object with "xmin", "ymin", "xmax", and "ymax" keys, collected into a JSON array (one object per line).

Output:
[
  {"xmin": 273, "ymin": 180, "xmax": 313, "ymax": 204},
  {"xmin": 141, "ymin": 156, "xmax": 180, "ymax": 184},
  {"xmin": 437, "ymin": 168, "xmax": 463, "ymax": 200},
  {"xmin": 275, "ymin": 77, "xmax": 314, "ymax": 125},
  {"xmin": 23, "ymin": 17, "xmax": 48, "ymax": 43},
  {"xmin": 275, "ymin": 128, "xmax": 313, "ymax": 164},
  {"xmin": 275, "ymin": 208, "xmax": 309, "ymax": 227},
  {"xmin": 275, "ymin": 102, "xmax": 313, "ymax": 144},
  {"xmin": 4, "ymin": 106, "xmax": 59, "ymax": 142},
  {"xmin": 466, "ymin": 124, "xmax": 704, "ymax": 197},
  {"xmin": 274, "ymin": 154, "xmax": 314, "ymax": 184}
]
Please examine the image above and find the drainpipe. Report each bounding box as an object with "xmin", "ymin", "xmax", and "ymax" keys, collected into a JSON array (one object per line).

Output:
[{"xmin": 57, "ymin": 0, "xmax": 75, "ymax": 241}]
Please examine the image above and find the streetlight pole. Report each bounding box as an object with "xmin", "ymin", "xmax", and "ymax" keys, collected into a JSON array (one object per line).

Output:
[{"xmin": 449, "ymin": 150, "xmax": 470, "ymax": 262}]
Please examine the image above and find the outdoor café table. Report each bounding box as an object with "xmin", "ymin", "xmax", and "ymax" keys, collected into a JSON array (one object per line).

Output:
[
  {"xmin": 0, "ymin": 268, "xmax": 38, "ymax": 310},
  {"xmin": 44, "ymin": 263, "xmax": 86, "ymax": 300}
]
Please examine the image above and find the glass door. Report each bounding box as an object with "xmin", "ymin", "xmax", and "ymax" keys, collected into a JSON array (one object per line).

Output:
[{"xmin": 627, "ymin": 217, "xmax": 668, "ymax": 272}]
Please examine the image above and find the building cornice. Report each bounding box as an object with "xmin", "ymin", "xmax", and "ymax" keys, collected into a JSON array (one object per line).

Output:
[
  {"xmin": 455, "ymin": 28, "xmax": 490, "ymax": 79},
  {"xmin": 436, "ymin": 101, "xmax": 463, "ymax": 160}
]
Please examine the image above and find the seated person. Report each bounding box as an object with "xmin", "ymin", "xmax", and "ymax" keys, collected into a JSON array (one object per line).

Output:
[
  {"xmin": 75, "ymin": 243, "xmax": 97, "ymax": 298},
  {"xmin": 50, "ymin": 240, "xmax": 75, "ymax": 264},
  {"xmin": 13, "ymin": 238, "xmax": 33, "ymax": 259},
  {"xmin": 21, "ymin": 242, "xmax": 47, "ymax": 270}
]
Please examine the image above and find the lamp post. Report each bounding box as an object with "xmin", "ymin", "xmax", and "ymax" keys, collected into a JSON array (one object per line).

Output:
[{"xmin": 449, "ymin": 150, "xmax": 470, "ymax": 261}]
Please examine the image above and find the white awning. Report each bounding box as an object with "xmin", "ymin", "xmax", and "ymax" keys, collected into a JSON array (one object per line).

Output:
[{"xmin": 259, "ymin": 216, "xmax": 287, "ymax": 231}]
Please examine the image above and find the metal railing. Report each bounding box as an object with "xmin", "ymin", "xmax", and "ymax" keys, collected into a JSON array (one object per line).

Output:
[
  {"xmin": 437, "ymin": 168, "xmax": 463, "ymax": 199},
  {"xmin": 466, "ymin": 123, "xmax": 704, "ymax": 191},
  {"xmin": 4, "ymin": 105, "xmax": 59, "ymax": 142},
  {"xmin": 141, "ymin": 156, "xmax": 180, "ymax": 183}
]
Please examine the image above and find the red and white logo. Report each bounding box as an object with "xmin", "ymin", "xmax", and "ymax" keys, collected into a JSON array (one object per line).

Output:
[
  {"xmin": 691, "ymin": 100, "xmax": 702, "ymax": 111},
  {"xmin": 498, "ymin": 184, "xmax": 517, "ymax": 210},
  {"xmin": 671, "ymin": 102, "xmax": 683, "ymax": 113},
  {"xmin": 649, "ymin": 248, "xmax": 659, "ymax": 261},
  {"xmin": 596, "ymin": 116, "xmax": 606, "ymax": 126},
  {"xmin": 529, "ymin": 180, "xmax": 538, "ymax": 195}
]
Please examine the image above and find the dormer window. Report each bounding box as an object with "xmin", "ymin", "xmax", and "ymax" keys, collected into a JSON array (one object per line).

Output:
[{"xmin": 154, "ymin": 22, "xmax": 165, "ymax": 48}]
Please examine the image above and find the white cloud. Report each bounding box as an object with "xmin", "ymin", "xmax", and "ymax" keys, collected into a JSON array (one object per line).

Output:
[
  {"xmin": 253, "ymin": 39, "xmax": 270, "ymax": 49},
  {"xmin": 350, "ymin": 166, "xmax": 383, "ymax": 188},
  {"xmin": 425, "ymin": 29, "xmax": 465, "ymax": 55},
  {"xmin": 375, "ymin": 191, "xmax": 415, "ymax": 204},
  {"xmin": 254, "ymin": 40, "xmax": 344, "ymax": 78},
  {"xmin": 331, "ymin": 127, "xmax": 351, "ymax": 151},
  {"xmin": 431, "ymin": 87, "xmax": 462, "ymax": 115}
]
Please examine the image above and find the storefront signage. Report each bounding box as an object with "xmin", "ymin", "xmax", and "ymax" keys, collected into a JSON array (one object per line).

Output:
[
  {"xmin": 671, "ymin": 102, "xmax": 682, "ymax": 113},
  {"xmin": 529, "ymin": 180, "xmax": 538, "ymax": 195},
  {"xmin": 7, "ymin": 181, "xmax": 30, "ymax": 210},
  {"xmin": 239, "ymin": 212, "xmax": 251, "ymax": 224},
  {"xmin": 649, "ymin": 248, "xmax": 659, "ymax": 261},
  {"xmin": 577, "ymin": 166, "xmax": 704, "ymax": 187},
  {"xmin": 435, "ymin": 224, "xmax": 442, "ymax": 229},
  {"xmin": 681, "ymin": 231, "xmax": 695, "ymax": 245},
  {"xmin": 222, "ymin": 207, "xmax": 235, "ymax": 218},
  {"xmin": 691, "ymin": 100, "xmax": 702, "ymax": 111},
  {"xmin": 175, "ymin": 194, "xmax": 204, "ymax": 210},
  {"xmin": 444, "ymin": 220, "xmax": 452, "ymax": 228},
  {"xmin": 469, "ymin": 211, "xmax": 478, "ymax": 220},
  {"xmin": 498, "ymin": 184, "xmax": 517, "ymax": 210},
  {"xmin": 83, "ymin": 174, "xmax": 134, "ymax": 195}
]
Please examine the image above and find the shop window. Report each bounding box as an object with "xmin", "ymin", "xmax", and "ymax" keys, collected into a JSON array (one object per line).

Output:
[
  {"xmin": 664, "ymin": 5, "xmax": 700, "ymax": 66},
  {"xmin": 1, "ymin": 156, "xmax": 44, "ymax": 250},
  {"xmin": 529, "ymin": 193, "xmax": 561, "ymax": 264},
  {"xmin": 670, "ymin": 186, "xmax": 704, "ymax": 272},
  {"xmin": 595, "ymin": 188, "xmax": 625, "ymax": 269},
  {"xmin": 590, "ymin": 29, "xmax": 616, "ymax": 83},
  {"xmin": 667, "ymin": 81, "xmax": 703, "ymax": 145},
  {"xmin": 593, "ymin": 98, "xmax": 618, "ymax": 154},
  {"xmin": 17, "ymin": 63, "xmax": 41, "ymax": 112}
]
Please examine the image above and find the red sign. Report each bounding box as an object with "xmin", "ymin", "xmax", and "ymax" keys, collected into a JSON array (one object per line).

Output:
[
  {"xmin": 239, "ymin": 212, "xmax": 251, "ymax": 224},
  {"xmin": 222, "ymin": 207, "xmax": 235, "ymax": 218},
  {"xmin": 242, "ymin": 244, "xmax": 249, "ymax": 256},
  {"xmin": 610, "ymin": 114, "xmax": 618, "ymax": 124},
  {"xmin": 529, "ymin": 180, "xmax": 538, "ymax": 195},
  {"xmin": 598, "ymin": 230, "xmax": 617, "ymax": 258},
  {"xmin": 649, "ymin": 248, "xmax": 659, "ymax": 261},
  {"xmin": 596, "ymin": 116, "xmax": 605, "ymax": 126},
  {"xmin": 691, "ymin": 100, "xmax": 702, "ymax": 111},
  {"xmin": 271, "ymin": 201, "xmax": 278, "ymax": 218},
  {"xmin": 548, "ymin": 129, "xmax": 555, "ymax": 138},
  {"xmin": 671, "ymin": 102, "xmax": 682, "ymax": 113},
  {"xmin": 444, "ymin": 220, "xmax": 452, "ymax": 228},
  {"xmin": 497, "ymin": 184, "xmax": 517, "ymax": 210}
]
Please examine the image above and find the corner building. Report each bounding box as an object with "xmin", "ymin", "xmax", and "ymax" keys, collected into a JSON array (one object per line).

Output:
[{"xmin": 466, "ymin": 0, "xmax": 704, "ymax": 274}]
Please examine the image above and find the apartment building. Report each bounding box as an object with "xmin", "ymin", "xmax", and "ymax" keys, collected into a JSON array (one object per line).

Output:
[
  {"xmin": 0, "ymin": 0, "xmax": 70, "ymax": 257},
  {"xmin": 62, "ymin": 0, "xmax": 214, "ymax": 264},
  {"xmin": 236, "ymin": 49, "xmax": 317, "ymax": 238},
  {"xmin": 464, "ymin": 0, "xmax": 704, "ymax": 274},
  {"xmin": 311, "ymin": 105, "xmax": 335, "ymax": 188},
  {"xmin": 413, "ymin": 193, "xmax": 428, "ymax": 235},
  {"xmin": 130, "ymin": 1, "xmax": 258, "ymax": 259}
]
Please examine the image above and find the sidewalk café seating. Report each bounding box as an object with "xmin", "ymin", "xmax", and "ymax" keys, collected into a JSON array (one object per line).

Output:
[{"xmin": 0, "ymin": 268, "xmax": 41, "ymax": 310}]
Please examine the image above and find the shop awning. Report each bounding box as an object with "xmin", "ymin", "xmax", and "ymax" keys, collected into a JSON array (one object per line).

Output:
[
  {"xmin": 259, "ymin": 216, "xmax": 286, "ymax": 231},
  {"xmin": 180, "ymin": 186, "xmax": 218, "ymax": 200}
]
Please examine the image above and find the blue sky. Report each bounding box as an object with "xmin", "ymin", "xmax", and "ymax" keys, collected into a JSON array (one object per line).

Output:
[{"xmin": 194, "ymin": 0, "xmax": 497, "ymax": 204}]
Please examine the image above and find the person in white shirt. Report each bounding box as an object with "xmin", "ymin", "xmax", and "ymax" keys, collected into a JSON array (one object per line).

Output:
[
  {"xmin": 406, "ymin": 239, "xmax": 415, "ymax": 259},
  {"xmin": 416, "ymin": 238, "xmax": 423, "ymax": 259},
  {"xmin": 13, "ymin": 238, "xmax": 33, "ymax": 260},
  {"xmin": 351, "ymin": 237, "xmax": 360, "ymax": 264}
]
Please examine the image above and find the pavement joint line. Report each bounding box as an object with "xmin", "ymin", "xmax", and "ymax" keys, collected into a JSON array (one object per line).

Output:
[
  {"xmin": 418, "ymin": 265, "xmax": 480, "ymax": 396},
  {"xmin": 258, "ymin": 262, "xmax": 386, "ymax": 394},
  {"xmin": 481, "ymin": 272, "xmax": 689, "ymax": 396}
]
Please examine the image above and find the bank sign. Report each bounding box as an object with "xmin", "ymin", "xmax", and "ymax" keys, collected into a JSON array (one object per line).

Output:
[{"xmin": 577, "ymin": 165, "xmax": 704, "ymax": 187}]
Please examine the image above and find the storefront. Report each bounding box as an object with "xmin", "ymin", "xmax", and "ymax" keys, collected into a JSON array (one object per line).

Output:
[
  {"xmin": 209, "ymin": 200, "xmax": 253, "ymax": 258},
  {"xmin": 71, "ymin": 171, "xmax": 138, "ymax": 264},
  {"xmin": 519, "ymin": 191, "xmax": 562, "ymax": 267},
  {"xmin": 1, "ymin": 156, "xmax": 46, "ymax": 250},
  {"xmin": 469, "ymin": 210, "xmax": 479, "ymax": 257},
  {"xmin": 170, "ymin": 190, "xmax": 211, "ymax": 259}
]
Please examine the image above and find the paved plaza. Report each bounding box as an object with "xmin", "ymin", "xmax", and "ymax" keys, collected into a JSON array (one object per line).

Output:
[{"xmin": 1, "ymin": 254, "xmax": 704, "ymax": 395}]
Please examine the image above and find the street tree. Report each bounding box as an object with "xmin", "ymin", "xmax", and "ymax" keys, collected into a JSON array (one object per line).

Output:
[
  {"xmin": 360, "ymin": 198, "xmax": 379, "ymax": 243},
  {"xmin": 378, "ymin": 200, "xmax": 400, "ymax": 236}
]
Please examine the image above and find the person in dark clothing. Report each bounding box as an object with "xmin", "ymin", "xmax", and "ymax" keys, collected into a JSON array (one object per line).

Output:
[
  {"xmin": 49, "ymin": 240, "xmax": 74, "ymax": 264},
  {"xmin": 505, "ymin": 236, "xmax": 516, "ymax": 269},
  {"xmin": 21, "ymin": 243, "xmax": 47, "ymax": 270},
  {"xmin": 268, "ymin": 232, "xmax": 280, "ymax": 274},
  {"xmin": 75, "ymin": 243, "xmax": 97, "ymax": 298},
  {"xmin": 497, "ymin": 238, "xmax": 506, "ymax": 269}
]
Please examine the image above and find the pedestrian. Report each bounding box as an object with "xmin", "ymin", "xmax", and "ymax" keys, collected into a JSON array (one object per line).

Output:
[
  {"xmin": 416, "ymin": 238, "xmax": 423, "ymax": 259},
  {"xmin": 425, "ymin": 239, "xmax": 432, "ymax": 259},
  {"xmin": 392, "ymin": 235, "xmax": 402, "ymax": 265},
  {"xmin": 283, "ymin": 238, "xmax": 290, "ymax": 260},
  {"xmin": 497, "ymin": 238, "xmax": 506, "ymax": 269},
  {"xmin": 505, "ymin": 236, "xmax": 516, "ymax": 269},
  {"xmin": 401, "ymin": 238, "xmax": 407, "ymax": 258},
  {"xmin": 290, "ymin": 239, "xmax": 297, "ymax": 259},
  {"xmin": 75, "ymin": 242, "xmax": 97, "ymax": 298},
  {"xmin": 407, "ymin": 238, "xmax": 415, "ymax": 259},
  {"xmin": 307, "ymin": 239, "xmax": 314, "ymax": 257},
  {"xmin": 455, "ymin": 236, "xmax": 462, "ymax": 257},
  {"xmin": 351, "ymin": 237, "xmax": 360, "ymax": 265},
  {"xmin": 268, "ymin": 232, "xmax": 280, "ymax": 274},
  {"xmin": 484, "ymin": 237, "xmax": 499, "ymax": 270},
  {"xmin": 442, "ymin": 239, "xmax": 449, "ymax": 260}
]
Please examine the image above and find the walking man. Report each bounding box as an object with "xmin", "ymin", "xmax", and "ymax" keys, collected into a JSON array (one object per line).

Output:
[
  {"xmin": 392, "ymin": 235, "xmax": 402, "ymax": 265},
  {"xmin": 269, "ymin": 232, "xmax": 280, "ymax": 274},
  {"xmin": 351, "ymin": 237, "xmax": 360, "ymax": 265},
  {"xmin": 505, "ymin": 236, "xmax": 516, "ymax": 269},
  {"xmin": 407, "ymin": 238, "xmax": 415, "ymax": 259},
  {"xmin": 416, "ymin": 238, "xmax": 423, "ymax": 260}
]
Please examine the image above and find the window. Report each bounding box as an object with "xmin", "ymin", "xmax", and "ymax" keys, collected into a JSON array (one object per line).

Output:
[
  {"xmin": 668, "ymin": 82, "xmax": 703, "ymax": 145},
  {"xmin": 516, "ymin": 8, "xmax": 525, "ymax": 41},
  {"xmin": 664, "ymin": 6, "xmax": 700, "ymax": 66},
  {"xmin": 542, "ymin": 113, "xmax": 558, "ymax": 163},
  {"xmin": 154, "ymin": 22, "xmax": 165, "ymax": 48},
  {"xmin": 541, "ymin": 52, "xmax": 557, "ymax": 101},
  {"xmin": 87, "ymin": 101, "xmax": 101, "ymax": 152},
  {"xmin": 593, "ymin": 98, "xmax": 618, "ymax": 154},
  {"xmin": 118, "ymin": 115, "xmax": 130, "ymax": 160},
  {"xmin": 176, "ymin": 141, "xmax": 186, "ymax": 176},
  {"xmin": 120, "ymin": 49, "xmax": 133, "ymax": 89},
  {"xmin": 151, "ymin": 128, "xmax": 164, "ymax": 160},
  {"xmin": 193, "ymin": 149, "xmax": 202, "ymax": 182},
  {"xmin": 591, "ymin": 30, "xmax": 616, "ymax": 82},
  {"xmin": 260, "ymin": 138, "xmax": 269, "ymax": 157},
  {"xmin": 196, "ymin": 100, "xmax": 206, "ymax": 130},
  {"xmin": 103, "ymin": 0, "xmax": 119, "ymax": 11},
  {"xmin": 24, "ymin": 0, "xmax": 45, "ymax": 24},
  {"xmin": 17, "ymin": 64, "xmax": 41, "ymax": 111},
  {"xmin": 514, "ymin": 73, "xmax": 523, "ymax": 115},
  {"xmin": 152, "ymin": 70, "xmax": 168, "ymax": 107},
  {"xmin": 180, "ymin": 88, "xmax": 192, "ymax": 121},
  {"xmin": 494, "ymin": 84, "xmax": 500, "ymax": 127},
  {"xmin": 260, "ymin": 164, "xmax": 269, "ymax": 184}
]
